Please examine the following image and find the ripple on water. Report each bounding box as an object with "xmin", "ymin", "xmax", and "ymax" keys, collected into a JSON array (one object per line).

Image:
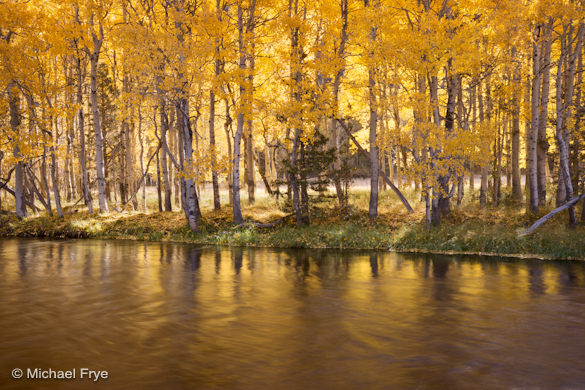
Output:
[{"xmin": 1, "ymin": 239, "xmax": 585, "ymax": 389}]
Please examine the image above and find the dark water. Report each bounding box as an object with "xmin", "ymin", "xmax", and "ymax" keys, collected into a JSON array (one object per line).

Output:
[{"xmin": 1, "ymin": 239, "xmax": 585, "ymax": 389}]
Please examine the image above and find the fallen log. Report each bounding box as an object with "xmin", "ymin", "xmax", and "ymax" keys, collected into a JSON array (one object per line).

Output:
[{"xmin": 520, "ymin": 193, "xmax": 585, "ymax": 237}]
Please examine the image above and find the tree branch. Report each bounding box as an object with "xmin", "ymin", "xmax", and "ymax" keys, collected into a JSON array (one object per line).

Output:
[{"xmin": 335, "ymin": 118, "xmax": 414, "ymax": 213}]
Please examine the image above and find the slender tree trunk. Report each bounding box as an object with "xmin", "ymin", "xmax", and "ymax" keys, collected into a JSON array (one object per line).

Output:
[
  {"xmin": 477, "ymin": 79, "xmax": 488, "ymax": 207},
  {"xmin": 572, "ymin": 43, "xmax": 583, "ymax": 194},
  {"xmin": 125, "ymin": 101, "xmax": 136, "ymax": 210},
  {"xmin": 40, "ymin": 147, "xmax": 53, "ymax": 216},
  {"xmin": 75, "ymin": 55, "xmax": 93, "ymax": 214},
  {"xmin": 331, "ymin": 0, "xmax": 348, "ymax": 208},
  {"xmin": 455, "ymin": 75, "xmax": 466, "ymax": 206},
  {"xmin": 365, "ymin": 0, "xmax": 378, "ymax": 219},
  {"xmin": 396, "ymin": 146, "xmax": 402, "ymax": 188},
  {"xmin": 429, "ymin": 74, "xmax": 441, "ymax": 225},
  {"xmin": 178, "ymin": 116, "xmax": 186, "ymax": 217},
  {"xmin": 233, "ymin": 102, "xmax": 244, "ymax": 224},
  {"xmin": 209, "ymin": 0, "xmax": 222, "ymax": 211},
  {"xmin": 528, "ymin": 24, "xmax": 542, "ymax": 213},
  {"xmin": 209, "ymin": 88, "xmax": 220, "ymax": 211},
  {"xmin": 457, "ymin": 176, "xmax": 464, "ymax": 205},
  {"xmin": 177, "ymin": 99, "xmax": 200, "ymax": 232},
  {"xmin": 50, "ymin": 148, "xmax": 63, "ymax": 218},
  {"xmin": 402, "ymin": 147, "xmax": 409, "ymax": 188},
  {"xmin": 46, "ymin": 111, "xmax": 63, "ymax": 218},
  {"xmin": 425, "ymin": 191, "xmax": 431, "ymax": 229},
  {"xmin": 557, "ymin": 168, "xmax": 567, "ymax": 206},
  {"xmin": 192, "ymin": 115, "xmax": 202, "ymax": 218},
  {"xmin": 386, "ymin": 151, "xmax": 392, "ymax": 189},
  {"xmin": 119, "ymin": 122, "xmax": 128, "ymax": 205},
  {"xmin": 265, "ymin": 142, "xmax": 272, "ymax": 187},
  {"xmin": 245, "ymin": 118, "xmax": 255, "ymax": 204},
  {"xmin": 245, "ymin": 33, "xmax": 256, "ymax": 205},
  {"xmin": 160, "ymin": 105, "xmax": 173, "ymax": 211},
  {"xmin": 299, "ymin": 141, "xmax": 309, "ymax": 216},
  {"xmin": 171, "ymin": 2, "xmax": 200, "ymax": 231},
  {"xmin": 494, "ymin": 112, "xmax": 505, "ymax": 206},
  {"xmin": 224, "ymin": 97, "xmax": 233, "ymax": 205},
  {"xmin": 380, "ymin": 151, "xmax": 387, "ymax": 193},
  {"xmin": 290, "ymin": 127, "xmax": 302, "ymax": 225},
  {"xmin": 8, "ymin": 84, "xmax": 26, "ymax": 218},
  {"xmin": 288, "ymin": 0, "xmax": 304, "ymax": 225},
  {"xmin": 89, "ymin": 40, "xmax": 108, "ymax": 213},
  {"xmin": 65, "ymin": 112, "xmax": 75, "ymax": 202},
  {"xmin": 555, "ymin": 24, "xmax": 584, "ymax": 226},
  {"xmin": 577, "ymin": 52, "xmax": 585, "ymax": 223},
  {"xmin": 439, "ymin": 68, "xmax": 457, "ymax": 216},
  {"xmin": 511, "ymin": 49, "xmax": 522, "ymax": 200},
  {"xmin": 469, "ymin": 82, "xmax": 477, "ymax": 193},
  {"xmin": 233, "ymin": 4, "xmax": 246, "ymax": 225},
  {"xmin": 170, "ymin": 110, "xmax": 180, "ymax": 207},
  {"xmin": 156, "ymin": 148, "xmax": 162, "ymax": 212},
  {"xmin": 537, "ymin": 21, "xmax": 553, "ymax": 205},
  {"xmin": 430, "ymin": 67, "xmax": 456, "ymax": 224},
  {"xmin": 138, "ymin": 106, "xmax": 146, "ymax": 211}
]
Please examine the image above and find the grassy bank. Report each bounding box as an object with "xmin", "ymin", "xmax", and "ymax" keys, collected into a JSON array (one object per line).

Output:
[{"xmin": 1, "ymin": 188, "xmax": 584, "ymax": 260}]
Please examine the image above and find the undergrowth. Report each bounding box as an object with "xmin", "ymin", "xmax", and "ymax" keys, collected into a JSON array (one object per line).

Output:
[{"xmin": 1, "ymin": 187, "xmax": 584, "ymax": 260}]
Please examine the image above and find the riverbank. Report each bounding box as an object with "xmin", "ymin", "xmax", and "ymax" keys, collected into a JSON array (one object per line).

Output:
[{"xmin": 1, "ymin": 191, "xmax": 583, "ymax": 260}]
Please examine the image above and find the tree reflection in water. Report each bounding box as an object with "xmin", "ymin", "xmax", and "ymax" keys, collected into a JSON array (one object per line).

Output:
[{"xmin": 0, "ymin": 239, "xmax": 584, "ymax": 390}]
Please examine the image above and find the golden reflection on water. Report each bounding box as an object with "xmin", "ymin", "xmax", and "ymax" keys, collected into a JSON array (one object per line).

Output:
[{"xmin": 1, "ymin": 239, "xmax": 585, "ymax": 389}]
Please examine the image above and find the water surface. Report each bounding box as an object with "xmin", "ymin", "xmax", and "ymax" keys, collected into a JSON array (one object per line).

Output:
[{"xmin": 1, "ymin": 239, "xmax": 585, "ymax": 389}]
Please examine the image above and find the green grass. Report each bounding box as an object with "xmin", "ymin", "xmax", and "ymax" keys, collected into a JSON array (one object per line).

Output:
[
  {"xmin": 1, "ymin": 185, "xmax": 584, "ymax": 260},
  {"xmin": 391, "ymin": 221, "xmax": 585, "ymax": 260}
]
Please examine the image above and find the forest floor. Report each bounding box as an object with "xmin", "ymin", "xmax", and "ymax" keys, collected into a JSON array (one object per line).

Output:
[{"xmin": 1, "ymin": 185, "xmax": 584, "ymax": 260}]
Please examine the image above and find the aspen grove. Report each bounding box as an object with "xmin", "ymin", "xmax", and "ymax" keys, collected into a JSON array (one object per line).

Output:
[{"xmin": 1, "ymin": 0, "xmax": 585, "ymax": 233}]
